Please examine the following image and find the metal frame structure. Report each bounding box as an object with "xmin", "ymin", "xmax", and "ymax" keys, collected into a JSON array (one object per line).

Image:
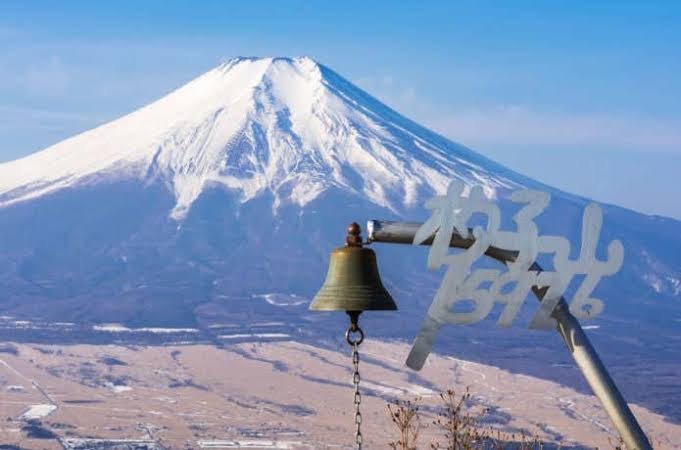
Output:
[{"xmin": 367, "ymin": 220, "xmax": 652, "ymax": 450}]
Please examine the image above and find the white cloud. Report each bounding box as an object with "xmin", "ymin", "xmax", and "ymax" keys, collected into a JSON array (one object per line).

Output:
[
  {"xmin": 0, "ymin": 105, "xmax": 99, "ymax": 131},
  {"xmin": 426, "ymin": 105, "xmax": 681, "ymax": 153},
  {"xmin": 355, "ymin": 74, "xmax": 419, "ymax": 107},
  {"xmin": 0, "ymin": 27, "xmax": 19, "ymax": 39},
  {"xmin": 355, "ymin": 75, "xmax": 681, "ymax": 154},
  {"xmin": 23, "ymin": 56, "xmax": 71, "ymax": 97}
]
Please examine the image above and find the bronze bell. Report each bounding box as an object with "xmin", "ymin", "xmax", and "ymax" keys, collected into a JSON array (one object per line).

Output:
[{"xmin": 310, "ymin": 223, "xmax": 397, "ymax": 312}]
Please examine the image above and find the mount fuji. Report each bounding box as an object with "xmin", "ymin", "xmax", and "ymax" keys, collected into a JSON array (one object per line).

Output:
[
  {"xmin": 0, "ymin": 57, "xmax": 680, "ymax": 420},
  {"xmin": 0, "ymin": 56, "xmax": 534, "ymax": 218}
]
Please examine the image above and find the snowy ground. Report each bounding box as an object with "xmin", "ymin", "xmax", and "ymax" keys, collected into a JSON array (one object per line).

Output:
[
  {"xmin": 0, "ymin": 341, "xmax": 679, "ymax": 449},
  {"xmin": 20, "ymin": 404, "xmax": 57, "ymax": 420}
]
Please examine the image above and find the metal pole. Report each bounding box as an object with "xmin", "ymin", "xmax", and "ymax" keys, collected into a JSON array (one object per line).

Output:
[{"xmin": 367, "ymin": 220, "xmax": 652, "ymax": 450}]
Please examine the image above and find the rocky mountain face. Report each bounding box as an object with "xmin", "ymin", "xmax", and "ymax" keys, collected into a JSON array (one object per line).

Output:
[{"xmin": 1, "ymin": 56, "xmax": 679, "ymax": 421}]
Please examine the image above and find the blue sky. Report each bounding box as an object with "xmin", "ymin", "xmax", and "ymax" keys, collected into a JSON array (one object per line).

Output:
[{"xmin": 1, "ymin": 1, "xmax": 680, "ymax": 218}]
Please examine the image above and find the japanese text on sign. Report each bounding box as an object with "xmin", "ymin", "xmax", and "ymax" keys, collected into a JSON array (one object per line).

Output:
[{"xmin": 406, "ymin": 180, "xmax": 623, "ymax": 370}]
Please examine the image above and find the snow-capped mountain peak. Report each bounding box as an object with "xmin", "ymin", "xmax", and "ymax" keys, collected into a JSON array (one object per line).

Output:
[{"xmin": 0, "ymin": 56, "xmax": 520, "ymax": 219}]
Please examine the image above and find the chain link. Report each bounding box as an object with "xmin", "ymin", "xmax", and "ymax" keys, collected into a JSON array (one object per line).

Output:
[
  {"xmin": 346, "ymin": 323, "xmax": 364, "ymax": 450},
  {"xmin": 351, "ymin": 339, "xmax": 362, "ymax": 449}
]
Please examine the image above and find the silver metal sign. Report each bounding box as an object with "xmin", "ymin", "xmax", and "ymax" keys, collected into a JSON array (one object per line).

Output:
[{"xmin": 408, "ymin": 180, "xmax": 623, "ymax": 368}]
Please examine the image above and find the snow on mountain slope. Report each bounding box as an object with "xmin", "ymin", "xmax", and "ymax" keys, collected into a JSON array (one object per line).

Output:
[{"xmin": 0, "ymin": 57, "xmax": 524, "ymax": 220}]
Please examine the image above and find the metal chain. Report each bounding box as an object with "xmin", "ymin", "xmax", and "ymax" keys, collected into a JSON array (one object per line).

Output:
[
  {"xmin": 346, "ymin": 322, "xmax": 365, "ymax": 450},
  {"xmin": 352, "ymin": 340, "xmax": 362, "ymax": 449}
]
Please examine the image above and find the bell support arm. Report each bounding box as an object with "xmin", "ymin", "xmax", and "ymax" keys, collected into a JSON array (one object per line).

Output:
[{"xmin": 366, "ymin": 219, "xmax": 652, "ymax": 450}]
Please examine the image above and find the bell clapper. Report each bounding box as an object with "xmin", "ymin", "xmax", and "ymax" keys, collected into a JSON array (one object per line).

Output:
[{"xmin": 345, "ymin": 310, "xmax": 364, "ymax": 449}]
